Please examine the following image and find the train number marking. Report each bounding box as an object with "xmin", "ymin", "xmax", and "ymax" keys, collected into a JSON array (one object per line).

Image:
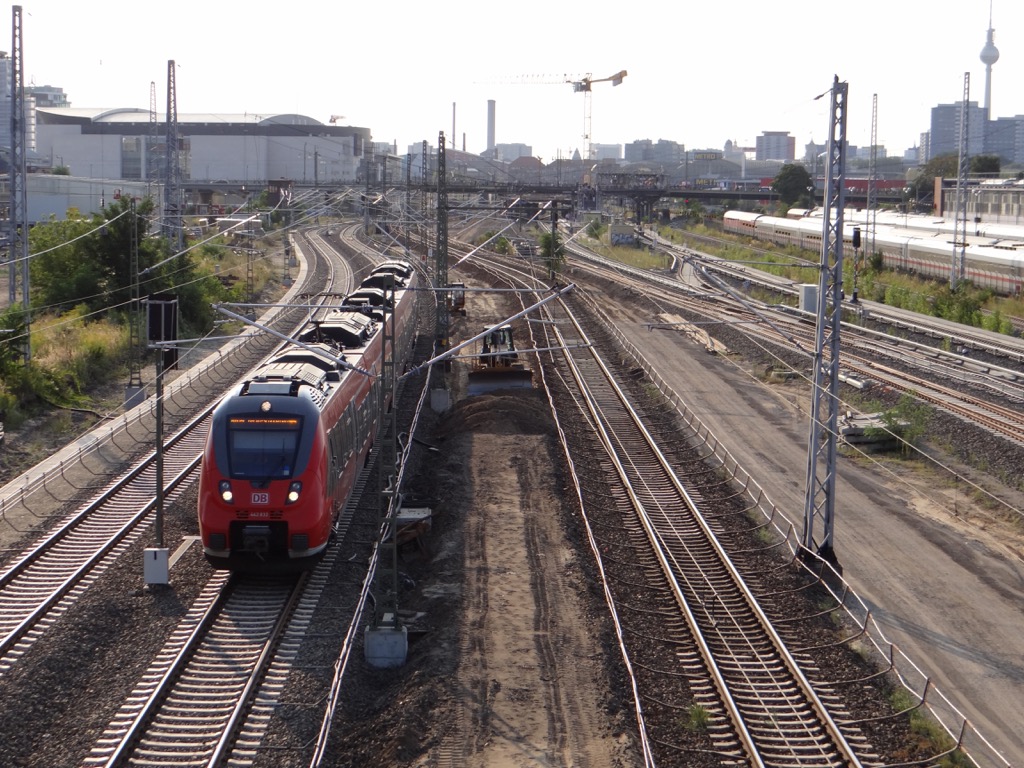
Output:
[{"xmin": 251, "ymin": 492, "xmax": 270, "ymax": 505}]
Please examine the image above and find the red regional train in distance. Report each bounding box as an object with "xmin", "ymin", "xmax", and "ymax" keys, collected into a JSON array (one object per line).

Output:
[{"xmin": 197, "ymin": 260, "xmax": 419, "ymax": 571}]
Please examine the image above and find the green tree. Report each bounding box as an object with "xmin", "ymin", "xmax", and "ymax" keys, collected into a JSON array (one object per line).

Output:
[
  {"xmin": 771, "ymin": 164, "xmax": 812, "ymax": 206},
  {"xmin": 970, "ymin": 154, "xmax": 1000, "ymax": 177},
  {"xmin": 585, "ymin": 218, "xmax": 605, "ymax": 239},
  {"xmin": 538, "ymin": 230, "xmax": 565, "ymax": 280},
  {"xmin": 908, "ymin": 153, "xmax": 958, "ymax": 206},
  {"xmin": 29, "ymin": 197, "xmax": 226, "ymax": 336},
  {"xmin": 881, "ymin": 394, "xmax": 931, "ymax": 454},
  {"xmin": 0, "ymin": 306, "xmax": 28, "ymax": 375},
  {"xmin": 493, "ymin": 236, "xmax": 513, "ymax": 255},
  {"xmin": 28, "ymin": 211, "xmax": 106, "ymax": 311},
  {"xmin": 30, "ymin": 198, "xmax": 166, "ymax": 312}
]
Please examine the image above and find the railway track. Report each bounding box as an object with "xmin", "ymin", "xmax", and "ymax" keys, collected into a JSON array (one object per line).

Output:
[
  {"xmin": 549, "ymin": 290, "xmax": 869, "ymax": 765},
  {"xmin": 651, "ymin": 229, "xmax": 1024, "ymax": 365},
  {"xmin": 0, "ymin": 228, "xmax": 351, "ymax": 678},
  {"xmin": 0, "ymin": 411, "xmax": 208, "ymax": 674},
  {"xmin": 81, "ymin": 567, "xmax": 327, "ymax": 767},
  {"xmin": 439, "ymin": 217, "xmax": 1019, "ymax": 765},
  {"xmin": 75, "ymin": 224, "xmax": 438, "ymax": 768},
  {"xmin": 2, "ymin": 209, "xmax": 1013, "ymax": 765},
  {"xmin": 445, "ymin": 247, "xmax": 867, "ymax": 765},
  {"xmin": 570, "ymin": 234, "xmax": 1024, "ymax": 449}
]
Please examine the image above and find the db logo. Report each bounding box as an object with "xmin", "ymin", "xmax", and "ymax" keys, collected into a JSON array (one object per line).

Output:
[{"xmin": 251, "ymin": 492, "xmax": 270, "ymax": 505}]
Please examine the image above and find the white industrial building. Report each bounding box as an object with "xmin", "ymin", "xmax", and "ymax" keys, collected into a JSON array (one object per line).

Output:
[
  {"xmin": 21, "ymin": 175, "xmax": 156, "ymax": 224},
  {"xmin": 35, "ymin": 108, "xmax": 371, "ymax": 185}
]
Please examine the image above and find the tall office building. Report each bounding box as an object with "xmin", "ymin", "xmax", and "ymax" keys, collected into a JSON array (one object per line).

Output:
[
  {"xmin": 928, "ymin": 102, "xmax": 986, "ymax": 160},
  {"xmin": 755, "ymin": 132, "xmax": 795, "ymax": 162}
]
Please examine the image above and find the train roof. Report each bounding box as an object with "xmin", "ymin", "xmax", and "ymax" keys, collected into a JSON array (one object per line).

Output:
[
  {"xmin": 726, "ymin": 208, "xmax": 1024, "ymax": 269},
  {"xmin": 360, "ymin": 272, "xmax": 408, "ymax": 290},
  {"xmin": 346, "ymin": 288, "xmax": 391, "ymax": 308},
  {"xmin": 303, "ymin": 310, "xmax": 375, "ymax": 348},
  {"xmin": 723, "ymin": 210, "xmax": 762, "ymax": 223},
  {"xmin": 372, "ymin": 260, "xmax": 414, "ymax": 279},
  {"xmin": 266, "ymin": 344, "xmax": 347, "ymax": 372}
]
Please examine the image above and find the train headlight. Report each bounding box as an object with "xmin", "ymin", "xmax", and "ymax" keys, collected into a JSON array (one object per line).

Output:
[
  {"xmin": 219, "ymin": 480, "xmax": 234, "ymax": 503},
  {"xmin": 286, "ymin": 481, "xmax": 302, "ymax": 504}
]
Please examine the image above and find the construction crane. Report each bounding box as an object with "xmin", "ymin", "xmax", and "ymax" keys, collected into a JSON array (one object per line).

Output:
[
  {"xmin": 569, "ymin": 71, "xmax": 627, "ymax": 159},
  {"xmin": 329, "ymin": 114, "xmax": 345, "ymax": 124},
  {"xmin": 499, "ymin": 70, "xmax": 627, "ymax": 159}
]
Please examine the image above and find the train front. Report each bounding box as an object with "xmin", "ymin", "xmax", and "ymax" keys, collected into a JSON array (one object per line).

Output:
[{"xmin": 198, "ymin": 383, "xmax": 330, "ymax": 571}]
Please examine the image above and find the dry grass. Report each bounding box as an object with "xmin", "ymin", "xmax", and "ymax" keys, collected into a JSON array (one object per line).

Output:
[{"xmin": 31, "ymin": 310, "xmax": 127, "ymax": 372}]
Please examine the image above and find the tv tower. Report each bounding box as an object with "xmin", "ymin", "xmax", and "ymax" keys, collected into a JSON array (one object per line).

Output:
[{"xmin": 980, "ymin": 0, "xmax": 999, "ymax": 118}]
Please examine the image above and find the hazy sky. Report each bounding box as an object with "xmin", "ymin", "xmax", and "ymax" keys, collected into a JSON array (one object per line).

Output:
[{"xmin": 20, "ymin": 0, "xmax": 1019, "ymax": 162}]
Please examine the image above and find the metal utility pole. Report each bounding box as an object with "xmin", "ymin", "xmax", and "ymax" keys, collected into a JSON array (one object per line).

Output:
[
  {"xmin": 246, "ymin": 212, "xmax": 256, "ymax": 313},
  {"xmin": 8, "ymin": 5, "xmax": 29, "ymax": 361},
  {"xmin": 363, "ymin": 145, "xmax": 373, "ymax": 234},
  {"xmin": 163, "ymin": 60, "xmax": 183, "ymax": 253},
  {"xmin": 364, "ymin": 275, "xmax": 407, "ymax": 667},
  {"xmin": 371, "ymin": 275, "xmax": 400, "ymax": 632},
  {"xmin": 148, "ymin": 81, "xmax": 158, "ymax": 181},
  {"xmin": 866, "ymin": 93, "xmax": 878, "ymax": 261},
  {"xmin": 435, "ymin": 131, "xmax": 449, "ymax": 354},
  {"xmin": 126, "ymin": 200, "xmax": 144, "ymax": 404},
  {"xmin": 802, "ymin": 75, "xmax": 848, "ymax": 569},
  {"xmin": 421, "ymin": 140, "xmax": 430, "ymax": 250},
  {"xmin": 952, "ymin": 72, "xmax": 970, "ymax": 290}
]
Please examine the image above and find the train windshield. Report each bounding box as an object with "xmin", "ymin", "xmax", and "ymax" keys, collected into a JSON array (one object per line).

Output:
[{"xmin": 226, "ymin": 416, "xmax": 303, "ymax": 479}]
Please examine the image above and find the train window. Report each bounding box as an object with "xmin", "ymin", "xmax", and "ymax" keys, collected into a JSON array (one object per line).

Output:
[{"xmin": 227, "ymin": 416, "xmax": 303, "ymax": 479}]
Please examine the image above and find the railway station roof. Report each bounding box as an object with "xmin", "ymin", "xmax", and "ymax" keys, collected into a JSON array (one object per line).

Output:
[{"xmin": 37, "ymin": 107, "xmax": 334, "ymax": 127}]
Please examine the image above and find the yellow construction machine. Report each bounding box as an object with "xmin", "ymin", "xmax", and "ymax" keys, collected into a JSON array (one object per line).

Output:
[
  {"xmin": 467, "ymin": 324, "xmax": 533, "ymax": 395},
  {"xmin": 448, "ymin": 283, "xmax": 467, "ymax": 316}
]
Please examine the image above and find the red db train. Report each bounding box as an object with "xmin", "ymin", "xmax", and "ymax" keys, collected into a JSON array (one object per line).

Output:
[{"xmin": 197, "ymin": 261, "xmax": 418, "ymax": 570}]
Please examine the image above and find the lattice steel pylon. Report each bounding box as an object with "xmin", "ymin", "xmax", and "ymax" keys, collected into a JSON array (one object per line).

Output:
[
  {"xmin": 866, "ymin": 93, "xmax": 878, "ymax": 261},
  {"xmin": 801, "ymin": 76, "xmax": 848, "ymax": 568},
  {"xmin": 8, "ymin": 5, "xmax": 29, "ymax": 362},
  {"xmin": 421, "ymin": 139, "xmax": 430, "ymax": 253},
  {"xmin": 435, "ymin": 132, "xmax": 449, "ymax": 353},
  {"xmin": 127, "ymin": 200, "xmax": 143, "ymax": 391},
  {"xmin": 371, "ymin": 274, "xmax": 401, "ymax": 633},
  {"xmin": 163, "ymin": 60, "xmax": 184, "ymax": 253},
  {"xmin": 147, "ymin": 80, "xmax": 159, "ymax": 182},
  {"xmin": 952, "ymin": 72, "xmax": 970, "ymax": 290}
]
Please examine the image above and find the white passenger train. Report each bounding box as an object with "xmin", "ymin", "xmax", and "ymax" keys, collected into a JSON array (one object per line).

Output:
[{"xmin": 723, "ymin": 210, "xmax": 1024, "ymax": 295}]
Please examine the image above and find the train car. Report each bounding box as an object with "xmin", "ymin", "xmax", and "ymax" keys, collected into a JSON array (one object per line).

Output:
[
  {"xmin": 723, "ymin": 210, "xmax": 1024, "ymax": 295},
  {"xmin": 197, "ymin": 262, "xmax": 419, "ymax": 571}
]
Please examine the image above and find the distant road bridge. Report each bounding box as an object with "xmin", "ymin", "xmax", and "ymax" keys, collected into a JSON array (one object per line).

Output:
[{"xmin": 181, "ymin": 178, "xmax": 904, "ymax": 216}]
